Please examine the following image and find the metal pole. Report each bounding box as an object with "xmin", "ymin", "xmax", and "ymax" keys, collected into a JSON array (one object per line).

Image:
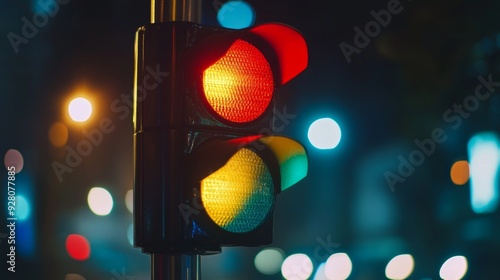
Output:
[
  {"xmin": 151, "ymin": 0, "xmax": 202, "ymax": 24},
  {"xmin": 149, "ymin": 1, "xmax": 202, "ymax": 279},
  {"xmin": 152, "ymin": 254, "xmax": 201, "ymax": 280}
]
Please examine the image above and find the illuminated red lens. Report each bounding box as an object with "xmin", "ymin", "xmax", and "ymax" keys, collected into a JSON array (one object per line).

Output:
[{"xmin": 202, "ymin": 39, "xmax": 274, "ymax": 123}]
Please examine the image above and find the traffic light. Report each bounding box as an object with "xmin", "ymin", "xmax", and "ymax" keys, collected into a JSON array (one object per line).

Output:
[{"xmin": 133, "ymin": 21, "xmax": 308, "ymax": 255}]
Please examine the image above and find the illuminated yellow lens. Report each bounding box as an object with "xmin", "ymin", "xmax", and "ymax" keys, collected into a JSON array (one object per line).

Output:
[{"xmin": 201, "ymin": 148, "xmax": 274, "ymax": 233}]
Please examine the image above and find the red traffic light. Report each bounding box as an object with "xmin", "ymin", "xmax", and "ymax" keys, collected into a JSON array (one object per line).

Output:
[
  {"xmin": 200, "ymin": 23, "xmax": 308, "ymax": 124},
  {"xmin": 202, "ymin": 39, "xmax": 274, "ymax": 123},
  {"xmin": 133, "ymin": 21, "xmax": 308, "ymax": 254}
]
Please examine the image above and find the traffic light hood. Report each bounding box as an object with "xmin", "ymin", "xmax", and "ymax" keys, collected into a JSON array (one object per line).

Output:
[
  {"xmin": 186, "ymin": 22, "xmax": 308, "ymax": 87},
  {"xmin": 248, "ymin": 23, "xmax": 308, "ymax": 85},
  {"xmin": 187, "ymin": 135, "xmax": 308, "ymax": 193}
]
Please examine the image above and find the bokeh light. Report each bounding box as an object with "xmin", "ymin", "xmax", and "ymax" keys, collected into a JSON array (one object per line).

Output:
[
  {"xmin": 66, "ymin": 234, "xmax": 91, "ymax": 261},
  {"xmin": 468, "ymin": 132, "xmax": 500, "ymax": 213},
  {"xmin": 4, "ymin": 149, "xmax": 24, "ymax": 173},
  {"xmin": 324, "ymin": 252, "xmax": 352, "ymax": 280},
  {"xmin": 125, "ymin": 189, "xmax": 133, "ymax": 214},
  {"xmin": 439, "ymin": 255, "xmax": 468, "ymax": 280},
  {"xmin": 16, "ymin": 195, "xmax": 30, "ymax": 221},
  {"xmin": 217, "ymin": 0, "xmax": 255, "ymax": 29},
  {"xmin": 450, "ymin": 160, "xmax": 470, "ymax": 185},
  {"xmin": 308, "ymin": 118, "xmax": 342, "ymax": 150},
  {"xmin": 281, "ymin": 253, "xmax": 313, "ymax": 280},
  {"xmin": 254, "ymin": 248, "xmax": 285, "ymax": 275},
  {"xmin": 312, "ymin": 263, "xmax": 328, "ymax": 280},
  {"xmin": 385, "ymin": 254, "xmax": 414, "ymax": 280},
  {"xmin": 48, "ymin": 122, "xmax": 69, "ymax": 147},
  {"xmin": 87, "ymin": 187, "xmax": 113, "ymax": 216},
  {"xmin": 68, "ymin": 97, "xmax": 93, "ymax": 122}
]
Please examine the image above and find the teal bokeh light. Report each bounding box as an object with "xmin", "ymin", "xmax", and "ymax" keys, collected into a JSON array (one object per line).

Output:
[
  {"xmin": 217, "ymin": 1, "xmax": 255, "ymax": 30},
  {"xmin": 16, "ymin": 195, "xmax": 30, "ymax": 221},
  {"xmin": 468, "ymin": 132, "xmax": 500, "ymax": 214},
  {"xmin": 308, "ymin": 118, "xmax": 342, "ymax": 150}
]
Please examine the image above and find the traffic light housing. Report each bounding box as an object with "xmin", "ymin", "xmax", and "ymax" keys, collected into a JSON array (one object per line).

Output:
[{"xmin": 133, "ymin": 21, "xmax": 308, "ymax": 255}]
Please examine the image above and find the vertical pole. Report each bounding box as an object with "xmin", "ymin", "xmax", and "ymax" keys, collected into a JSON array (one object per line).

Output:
[
  {"xmin": 151, "ymin": 0, "xmax": 202, "ymax": 24},
  {"xmin": 149, "ymin": 0, "xmax": 202, "ymax": 279},
  {"xmin": 152, "ymin": 254, "xmax": 201, "ymax": 280}
]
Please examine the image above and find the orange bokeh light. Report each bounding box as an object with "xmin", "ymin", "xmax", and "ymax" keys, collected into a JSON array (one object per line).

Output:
[{"xmin": 450, "ymin": 160, "xmax": 470, "ymax": 185}]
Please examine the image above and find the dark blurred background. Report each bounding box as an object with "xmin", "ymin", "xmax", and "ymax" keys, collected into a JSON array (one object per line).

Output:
[{"xmin": 2, "ymin": 0, "xmax": 500, "ymax": 279}]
